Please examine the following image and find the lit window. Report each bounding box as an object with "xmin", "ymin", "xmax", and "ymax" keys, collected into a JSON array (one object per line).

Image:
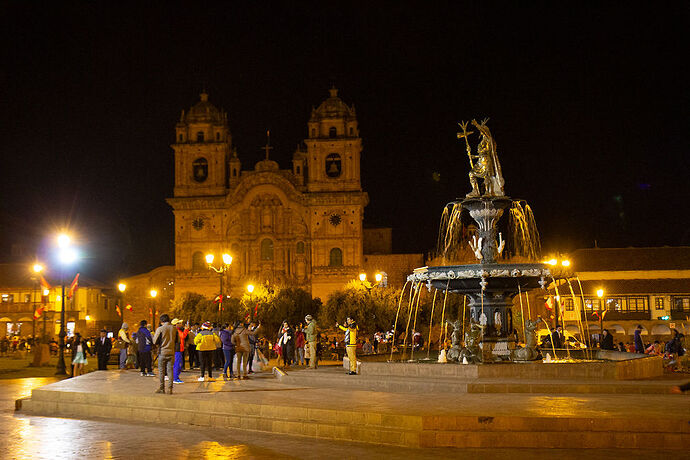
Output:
[
  {"xmin": 654, "ymin": 297, "xmax": 664, "ymax": 310},
  {"xmin": 563, "ymin": 298, "xmax": 574, "ymax": 311}
]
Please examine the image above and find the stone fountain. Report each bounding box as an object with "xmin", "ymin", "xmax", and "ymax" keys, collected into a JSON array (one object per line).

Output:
[{"xmin": 407, "ymin": 119, "xmax": 550, "ymax": 362}]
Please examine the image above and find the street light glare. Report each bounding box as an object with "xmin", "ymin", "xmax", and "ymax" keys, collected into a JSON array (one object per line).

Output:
[
  {"xmin": 57, "ymin": 233, "xmax": 71, "ymax": 248},
  {"xmin": 43, "ymin": 289, "xmax": 50, "ymax": 296},
  {"xmin": 85, "ymin": 315, "xmax": 91, "ymax": 321},
  {"xmin": 375, "ymin": 273, "xmax": 383, "ymax": 282},
  {"xmin": 33, "ymin": 263, "xmax": 44, "ymax": 273},
  {"xmin": 150, "ymin": 289, "xmax": 158, "ymax": 298},
  {"xmin": 222, "ymin": 253, "xmax": 232, "ymax": 265},
  {"xmin": 546, "ymin": 258, "xmax": 557, "ymax": 266},
  {"xmin": 596, "ymin": 289, "xmax": 604, "ymax": 298},
  {"xmin": 118, "ymin": 283, "xmax": 126, "ymax": 292},
  {"xmin": 205, "ymin": 254, "xmax": 214, "ymax": 264},
  {"xmin": 561, "ymin": 260, "xmax": 571, "ymax": 267},
  {"xmin": 247, "ymin": 284, "xmax": 254, "ymax": 294},
  {"xmin": 359, "ymin": 273, "xmax": 367, "ymax": 282},
  {"xmin": 58, "ymin": 247, "xmax": 78, "ymax": 265}
]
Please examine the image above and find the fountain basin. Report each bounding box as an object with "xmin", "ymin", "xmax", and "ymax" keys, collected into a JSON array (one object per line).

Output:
[
  {"xmin": 408, "ymin": 263, "xmax": 550, "ymax": 293},
  {"xmin": 357, "ymin": 353, "xmax": 664, "ymax": 380}
]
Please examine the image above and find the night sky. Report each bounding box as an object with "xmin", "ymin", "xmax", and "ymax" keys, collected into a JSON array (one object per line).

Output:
[{"xmin": 1, "ymin": 3, "xmax": 687, "ymax": 283}]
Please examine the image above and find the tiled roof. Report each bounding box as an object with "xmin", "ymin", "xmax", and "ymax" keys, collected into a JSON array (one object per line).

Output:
[
  {"xmin": 570, "ymin": 247, "xmax": 690, "ymax": 272},
  {"xmin": 553, "ymin": 279, "xmax": 690, "ymax": 296}
]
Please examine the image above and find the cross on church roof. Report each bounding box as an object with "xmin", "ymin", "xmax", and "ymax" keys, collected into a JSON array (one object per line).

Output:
[{"xmin": 261, "ymin": 130, "xmax": 273, "ymax": 160}]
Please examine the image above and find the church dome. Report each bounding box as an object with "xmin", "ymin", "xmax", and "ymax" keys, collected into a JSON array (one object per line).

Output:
[
  {"xmin": 184, "ymin": 92, "xmax": 226, "ymax": 124},
  {"xmin": 311, "ymin": 87, "xmax": 356, "ymax": 121}
]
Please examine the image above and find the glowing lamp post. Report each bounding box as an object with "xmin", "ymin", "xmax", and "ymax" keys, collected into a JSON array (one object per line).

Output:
[
  {"xmin": 31, "ymin": 263, "xmax": 44, "ymax": 342},
  {"xmin": 55, "ymin": 233, "xmax": 77, "ymax": 376},
  {"xmin": 150, "ymin": 289, "xmax": 158, "ymax": 327},
  {"xmin": 597, "ymin": 288, "xmax": 605, "ymax": 342},
  {"xmin": 118, "ymin": 283, "xmax": 127, "ymax": 324},
  {"xmin": 206, "ymin": 253, "xmax": 232, "ymax": 323}
]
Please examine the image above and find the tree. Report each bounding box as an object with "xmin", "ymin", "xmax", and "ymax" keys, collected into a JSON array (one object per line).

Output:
[{"xmin": 320, "ymin": 282, "xmax": 402, "ymax": 333}]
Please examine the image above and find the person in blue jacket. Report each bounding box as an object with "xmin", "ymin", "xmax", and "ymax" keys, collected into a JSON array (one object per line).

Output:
[
  {"xmin": 219, "ymin": 323, "xmax": 235, "ymax": 380},
  {"xmin": 136, "ymin": 320, "xmax": 154, "ymax": 376}
]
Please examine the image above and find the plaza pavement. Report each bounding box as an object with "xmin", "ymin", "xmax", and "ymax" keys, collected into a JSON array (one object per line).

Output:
[{"xmin": 14, "ymin": 365, "xmax": 690, "ymax": 453}]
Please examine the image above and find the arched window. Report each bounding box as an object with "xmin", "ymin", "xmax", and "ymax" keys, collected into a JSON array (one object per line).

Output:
[
  {"xmin": 325, "ymin": 153, "xmax": 341, "ymax": 178},
  {"xmin": 329, "ymin": 248, "xmax": 343, "ymax": 267},
  {"xmin": 192, "ymin": 251, "xmax": 205, "ymax": 271},
  {"xmin": 197, "ymin": 131, "xmax": 204, "ymax": 142},
  {"xmin": 179, "ymin": 133, "xmax": 184, "ymax": 142},
  {"xmin": 296, "ymin": 166, "xmax": 301, "ymax": 175},
  {"xmin": 296, "ymin": 241, "xmax": 305, "ymax": 254},
  {"xmin": 349, "ymin": 127, "xmax": 354, "ymax": 136},
  {"xmin": 261, "ymin": 239, "xmax": 274, "ymax": 260},
  {"xmin": 329, "ymin": 127, "xmax": 337, "ymax": 138},
  {"xmin": 232, "ymin": 168, "xmax": 237, "ymax": 177},
  {"xmin": 192, "ymin": 158, "xmax": 208, "ymax": 182},
  {"xmin": 311, "ymin": 128, "xmax": 316, "ymax": 137}
]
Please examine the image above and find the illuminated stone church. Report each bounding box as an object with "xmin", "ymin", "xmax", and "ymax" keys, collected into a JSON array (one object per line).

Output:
[{"xmin": 166, "ymin": 88, "xmax": 422, "ymax": 301}]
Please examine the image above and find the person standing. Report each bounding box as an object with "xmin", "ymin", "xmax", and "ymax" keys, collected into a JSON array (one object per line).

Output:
[
  {"xmin": 634, "ymin": 324, "xmax": 645, "ymax": 353},
  {"xmin": 71, "ymin": 333, "xmax": 91, "ymax": 377},
  {"xmin": 337, "ymin": 317, "xmax": 358, "ymax": 375},
  {"xmin": 278, "ymin": 321, "xmax": 294, "ymax": 367},
  {"xmin": 232, "ymin": 321, "xmax": 261, "ymax": 379},
  {"xmin": 551, "ymin": 326, "xmax": 563, "ymax": 349},
  {"xmin": 136, "ymin": 320, "xmax": 154, "ymax": 376},
  {"xmin": 304, "ymin": 315, "xmax": 318, "ymax": 369},
  {"xmin": 219, "ymin": 323, "xmax": 235, "ymax": 380},
  {"xmin": 187, "ymin": 323, "xmax": 199, "ymax": 369},
  {"xmin": 194, "ymin": 322, "xmax": 221, "ymax": 382},
  {"xmin": 295, "ymin": 327, "xmax": 306, "ymax": 366},
  {"xmin": 152, "ymin": 314, "xmax": 176, "ymax": 394},
  {"xmin": 117, "ymin": 323, "xmax": 131, "ymax": 369},
  {"xmin": 94, "ymin": 329, "xmax": 112, "ymax": 370},
  {"xmin": 172, "ymin": 319, "xmax": 189, "ymax": 384},
  {"xmin": 600, "ymin": 329, "xmax": 614, "ymax": 350}
]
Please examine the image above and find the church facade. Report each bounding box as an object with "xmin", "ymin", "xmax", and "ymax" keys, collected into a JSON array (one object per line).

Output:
[{"xmin": 167, "ymin": 88, "xmax": 419, "ymax": 301}]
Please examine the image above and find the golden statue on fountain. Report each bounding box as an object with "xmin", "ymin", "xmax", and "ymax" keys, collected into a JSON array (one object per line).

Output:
[{"xmin": 458, "ymin": 119, "xmax": 505, "ymax": 198}]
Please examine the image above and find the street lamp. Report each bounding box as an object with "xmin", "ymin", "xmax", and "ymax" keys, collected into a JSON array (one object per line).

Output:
[
  {"xmin": 118, "ymin": 283, "xmax": 126, "ymax": 324},
  {"xmin": 31, "ymin": 263, "xmax": 44, "ymax": 343},
  {"xmin": 206, "ymin": 253, "xmax": 232, "ymax": 323},
  {"xmin": 55, "ymin": 232, "xmax": 77, "ymax": 375},
  {"xmin": 597, "ymin": 288, "xmax": 605, "ymax": 341},
  {"xmin": 149, "ymin": 289, "xmax": 158, "ymax": 327}
]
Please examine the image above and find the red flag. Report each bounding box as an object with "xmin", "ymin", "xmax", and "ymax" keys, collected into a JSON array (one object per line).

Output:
[
  {"xmin": 149, "ymin": 307, "xmax": 153, "ymax": 315},
  {"xmin": 125, "ymin": 304, "xmax": 133, "ymax": 312},
  {"xmin": 213, "ymin": 295, "xmax": 222, "ymax": 304},
  {"xmin": 67, "ymin": 273, "xmax": 80, "ymax": 299},
  {"xmin": 34, "ymin": 305, "xmax": 44, "ymax": 319},
  {"xmin": 254, "ymin": 302, "xmax": 258, "ymax": 317},
  {"xmin": 545, "ymin": 296, "xmax": 554, "ymax": 311},
  {"xmin": 116, "ymin": 305, "xmax": 122, "ymax": 317},
  {"xmin": 40, "ymin": 275, "xmax": 51, "ymax": 290},
  {"xmin": 591, "ymin": 310, "xmax": 600, "ymax": 320}
]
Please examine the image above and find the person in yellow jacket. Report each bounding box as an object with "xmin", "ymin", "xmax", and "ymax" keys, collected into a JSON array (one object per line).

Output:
[
  {"xmin": 336, "ymin": 317, "xmax": 358, "ymax": 375},
  {"xmin": 193, "ymin": 322, "xmax": 221, "ymax": 381}
]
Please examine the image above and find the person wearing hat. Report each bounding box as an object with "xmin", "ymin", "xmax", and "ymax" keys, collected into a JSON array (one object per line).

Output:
[
  {"xmin": 194, "ymin": 321, "xmax": 221, "ymax": 382},
  {"xmin": 304, "ymin": 315, "xmax": 318, "ymax": 369},
  {"xmin": 94, "ymin": 328, "xmax": 112, "ymax": 371},
  {"xmin": 117, "ymin": 323, "xmax": 131, "ymax": 370},
  {"xmin": 337, "ymin": 317, "xmax": 358, "ymax": 375}
]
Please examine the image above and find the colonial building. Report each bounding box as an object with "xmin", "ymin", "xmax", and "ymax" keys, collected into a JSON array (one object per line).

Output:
[
  {"xmin": 0, "ymin": 263, "xmax": 121, "ymax": 338},
  {"xmin": 549, "ymin": 247, "xmax": 690, "ymax": 341},
  {"xmin": 167, "ymin": 88, "xmax": 422, "ymax": 301}
]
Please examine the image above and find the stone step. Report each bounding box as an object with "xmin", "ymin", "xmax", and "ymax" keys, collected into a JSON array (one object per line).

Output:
[
  {"xmin": 18, "ymin": 396, "xmax": 688, "ymax": 449},
  {"xmin": 278, "ymin": 368, "xmax": 677, "ymax": 394}
]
